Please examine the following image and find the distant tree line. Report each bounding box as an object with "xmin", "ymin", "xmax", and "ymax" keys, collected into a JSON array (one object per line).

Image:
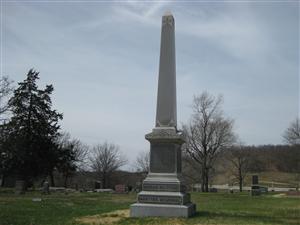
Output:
[
  {"xmin": 229, "ymin": 144, "xmax": 300, "ymax": 173},
  {"xmin": 1, "ymin": 69, "xmax": 298, "ymax": 193}
]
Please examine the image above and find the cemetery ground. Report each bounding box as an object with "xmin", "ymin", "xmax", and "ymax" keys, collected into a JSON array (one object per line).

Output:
[{"xmin": 0, "ymin": 189, "xmax": 299, "ymax": 225}]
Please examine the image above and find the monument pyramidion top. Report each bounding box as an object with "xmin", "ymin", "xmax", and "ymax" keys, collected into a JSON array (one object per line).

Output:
[
  {"xmin": 162, "ymin": 11, "xmax": 174, "ymax": 26},
  {"xmin": 163, "ymin": 10, "xmax": 173, "ymax": 17}
]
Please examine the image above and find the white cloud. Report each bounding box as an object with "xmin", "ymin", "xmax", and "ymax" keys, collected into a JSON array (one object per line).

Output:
[
  {"xmin": 111, "ymin": 1, "xmax": 170, "ymax": 26},
  {"xmin": 2, "ymin": 2, "xmax": 299, "ymax": 168},
  {"xmin": 177, "ymin": 5, "xmax": 270, "ymax": 61}
]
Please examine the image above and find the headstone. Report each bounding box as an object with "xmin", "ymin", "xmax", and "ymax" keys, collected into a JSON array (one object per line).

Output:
[
  {"xmin": 42, "ymin": 180, "xmax": 50, "ymax": 194},
  {"xmin": 209, "ymin": 188, "xmax": 218, "ymax": 193},
  {"xmin": 130, "ymin": 12, "xmax": 196, "ymax": 218},
  {"xmin": 260, "ymin": 186, "xmax": 268, "ymax": 193},
  {"xmin": 252, "ymin": 175, "xmax": 258, "ymax": 185},
  {"xmin": 115, "ymin": 184, "xmax": 126, "ymax": 193},
  {"xmin": 94, "ymin": 181, "xmax": 101, "ymax": 189},
  {"xmin": 94, "ymin": 189, "xmax": 113, "ymax": 193},
  {"xmin": 251, "ymin": 175, "xmax": 261, "ymax": 196},
  {"xmin": 15, "ymin": 180, "xmax": 25, "ymax": 194}
]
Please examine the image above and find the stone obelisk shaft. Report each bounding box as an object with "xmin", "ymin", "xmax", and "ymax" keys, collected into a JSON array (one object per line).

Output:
[
  {"xmin": 130, "ymin": 12, "xmax": 196, "ymax": 218},
  {"xmin": 156, "ymin": 13, "xmax": 177, "ymax": 128}
]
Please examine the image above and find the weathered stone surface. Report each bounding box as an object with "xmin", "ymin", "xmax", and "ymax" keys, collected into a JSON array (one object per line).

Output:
[
  {"xmin": 130, "ymin": 203, "xmax": 196, "ymax": 218},
  {"xmin": 139, "ymin": 194, "xmax": 182, "ymax": 205},
  {"xmin": 145, "ymin": 127, "xmax": 184, "ymax": 143},
  {"xmin": 150, "ymin": 143, "xmax": 175, "ymax": 173},
  {"xmin": 149, "ymin": 142, "xmax": 182, "ymax": 174},
  {"xmin": 155, "ymin": 13, "xmax": 177, "ymax": 128},
  {"xmin": 143, "ymin": 182, "xmax": 186, "ymax": 192},
  {"xmin": 137, "ymin": 191, "xmax": 191, "ymax": 205}
]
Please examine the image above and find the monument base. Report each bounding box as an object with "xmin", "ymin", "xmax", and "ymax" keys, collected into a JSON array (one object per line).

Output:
[{"xmin": 130, "ymin": 202, "xmax": 196, "ymax": 218}]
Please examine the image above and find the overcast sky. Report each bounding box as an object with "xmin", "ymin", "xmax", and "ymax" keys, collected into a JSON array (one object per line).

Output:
[{"xmin": 2, "ymin": 1, "xmax": 299, "ymax": 169}]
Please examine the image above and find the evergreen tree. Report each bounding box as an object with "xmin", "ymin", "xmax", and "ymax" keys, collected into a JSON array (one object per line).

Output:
[{"xmin": 3, "ymin": 69, "xmax": 63, "ymax": 187}]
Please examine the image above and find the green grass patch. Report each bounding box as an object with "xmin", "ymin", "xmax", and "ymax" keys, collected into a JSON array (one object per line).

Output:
[{"xmin": 0, "ymin": 190, "xmax": 299, "ymax": 225}]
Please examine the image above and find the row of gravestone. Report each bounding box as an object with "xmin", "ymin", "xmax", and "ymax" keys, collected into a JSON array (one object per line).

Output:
[
  {"xmin": 14, "ymin": 180, "xmax": 128, "ymax": 194},
  {"xmin": 14, "ymin": 176, "xmax": 264, "ymax": 195}
]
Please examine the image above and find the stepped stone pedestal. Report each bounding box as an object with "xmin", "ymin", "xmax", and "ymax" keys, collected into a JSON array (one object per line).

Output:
[{"xmin": 130, "ymin": 128, "xmax": 196, "ymax": 217}]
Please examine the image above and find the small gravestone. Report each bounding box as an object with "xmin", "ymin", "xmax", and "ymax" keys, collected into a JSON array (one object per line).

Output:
[
  {"xmin": 94, "ymin": 181, "xmax": 101, "ymax": 189},
  {"xmin": 15, "ymin": 180, "xmax": 25, "ymax": 194},
  {"xmin": 209, "ymin": 188, "xmax": 218, "ymax": 193},
  {"xmin": 42, "ymin": 181, "xmax": 50, "ymax": 194},
  {"xmin": 115, "ymin": 184, "xmax": 126, "ymax": 193},
  {"xmin": 251, "ymin": 175, "xmax": 261, "ymax": 196},
  {"xmin": 252, "ymin": 175, "xmax": 258, "ymax": 185},
  {"xmin": 260, "ymin": 186, "xmax": 268, "ymax": 193}
]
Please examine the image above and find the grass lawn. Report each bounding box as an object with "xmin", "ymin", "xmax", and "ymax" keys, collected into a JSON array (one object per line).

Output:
[{"xmin": 0, "ymin": 189, "xmax": 299, "ymax": 225}]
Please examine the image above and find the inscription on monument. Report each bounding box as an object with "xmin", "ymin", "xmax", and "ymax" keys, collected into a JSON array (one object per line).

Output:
[
  {"xmin": 138, "ymin": 195, "xmax": 182, "ymax": 205},
  {"xmin": 143, "ymin": 183, "xmax": 179, "ymax": 192},
  {"xmin": 150, "ymin": 143, "xmax": 175, "ymax": 173}
]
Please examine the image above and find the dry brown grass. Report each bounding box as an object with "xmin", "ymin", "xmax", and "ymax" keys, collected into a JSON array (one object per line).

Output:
[
  {"xmin": 75, "ymin": 209, "xmax": 187, "ymax": 225},
  {"xmin": 150, "ymin": 219, "xmax": 184, "ymax": 225},
  {"xmin": 76, "ymin": 209, "xmax": 129, "ymax": 225}
]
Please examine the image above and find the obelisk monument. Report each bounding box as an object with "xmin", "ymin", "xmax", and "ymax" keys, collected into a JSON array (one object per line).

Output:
[{"xmin": 130, "ymin": 12, "xmax": 196, "ymax": 218}]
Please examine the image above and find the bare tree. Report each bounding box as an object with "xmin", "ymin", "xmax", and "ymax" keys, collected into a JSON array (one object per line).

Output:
[
  {"xmin": 283, "ymin": 118, "xmax": 300, "ymax": 145},
  {"xmin": 182, "ymin": 152, "xmax": 202, "ymax": 189},
  {"xmin": 90, "ymin": 142, "xmax": 127, "ymax": 189},
  {"xmin": 134, "ymin": 151, "xmax": 150, "ymax": 174},
  {"xmin": 57, "ymin": 133, "xmax": 89, "ymax": 170},
  {"xmin": 225, "ymin": 144, "xmax": 250, "ymax": 192},
  {"xmin": 55, "ymin": 132, "xmax": 89, "ymax": 187},
  {"xmin": 0, "ymin": 76, "xmax": 13, "ymax": 122},
  {"xmin": 183, "ymin": 92, "xmax": 236, "ymax": 192}
]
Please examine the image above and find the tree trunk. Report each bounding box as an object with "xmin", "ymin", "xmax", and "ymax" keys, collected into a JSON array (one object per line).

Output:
[
  {"xmin": 49, "ymin": 171, "xmax": 55, "ymax": 187},
  {"xmin": 239, "ymin": 178, "xmax": 243, "ymax": 192},
  {"xmin": 0, "ymin": 174, "xmax": 5, "ymax": 187},
  {"xmin": 239, "ymin": 169, "xmax": 243, "ymax": 192},
  {"xmin": 201, "ymin": 166, "xmax": 205, "ymax": 192},
  {"xmin": 205, "ymin": 169, "xmax": 209, "ymax": 192},
  {"xmin": 102, "ymin": 173, "xmax": 106, "ymax": 189},
  {"xmin": 64, "ymin": 174, "xmax": 68, "ymax": 188}
]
